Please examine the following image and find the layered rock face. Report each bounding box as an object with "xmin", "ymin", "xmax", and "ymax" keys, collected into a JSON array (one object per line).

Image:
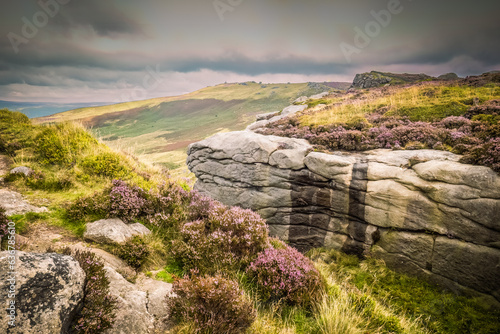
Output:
[{"xmin": 187, "ymin": 131, "xmax": 500, "ymax": 304}]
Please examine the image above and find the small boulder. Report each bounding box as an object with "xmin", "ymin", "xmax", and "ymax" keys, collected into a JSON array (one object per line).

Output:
[
  {"xmin": 10, "ymin": 166, "xmax": 33, "ymax": 177},
  {"xmin": 84, "ymin": 218, "xmax": 151, "ymax": 244},
  {"xmin": 0, "ymin": 251, "xmax": 85, "ymax": 334},
  {"xmin": 281, "ymin": 104, "xmax": 307, "ymax": 117},
  {"xmin": 293, "ymin": 96, "xmax": 308, "ymax": 103},
  {"xmin": 255, "ymin": 111, "xmax": 279, "ymax": 121},
  {"xmin": 0, "ymin": 189, "xmax": 48, "ymax": 216},
  {"xmin": 309, "ymin": 91, "xmax": 330, "ymax": 99}
]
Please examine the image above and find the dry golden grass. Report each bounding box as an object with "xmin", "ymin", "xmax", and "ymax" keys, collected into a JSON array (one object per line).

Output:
[{"xmin": 301, "ymin": 83, "xmax": 500, "ymax": 126}]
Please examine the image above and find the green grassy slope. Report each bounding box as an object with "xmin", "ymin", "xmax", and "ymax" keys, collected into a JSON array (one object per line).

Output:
[{"xmin": 36, "ymin": 82, "xmax": 339, "ymax": 173}]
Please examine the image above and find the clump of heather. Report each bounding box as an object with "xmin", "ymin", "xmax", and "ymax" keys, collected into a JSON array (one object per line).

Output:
[
  {"xmin": 171, "ymin": 200, "xmax": 269, "ymax": 274},
  {"xmin": 460, "ymin": 138, "xmax": 500, "ymax": 171},
  {"xmin": 143, "ymin": 181, "xmax": 191, "ymax": 229},
  {"xmin": 109, "ymin": 179, "xmax": 147, "ymax": 221},
  {"xmin": 167, "ymin": 275, "xmax": 255, "ymax": 334},
  {"xmin": 59, "ymin": 248, "xmax": 117, "ymax": 334},
  {"xmin": 115, "ymin": 236, "xmax": 150, "ymax": 270},
  {"xmin": 67, "ymin": 179, "xmax": 191, "ymax": 225},
  {"xmin": 246, "ymin": 246, "xmax": 324, "ymax": 307}
]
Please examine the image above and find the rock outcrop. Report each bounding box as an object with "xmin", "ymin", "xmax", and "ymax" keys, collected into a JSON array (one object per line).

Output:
[
  {"xmin": 187, "ymin": 131, "xmax": 500, "ymax": 305},
  {"xmin": 84, "ymin": 218, "xmax": 151, "ymax": 244},
  {"xmin": 351, "ymin": 71, "xmax": 434, "ymax": 89},
  {"xmin": 0, "ymin": 251, "xmax": 85, "ymax": 334}
]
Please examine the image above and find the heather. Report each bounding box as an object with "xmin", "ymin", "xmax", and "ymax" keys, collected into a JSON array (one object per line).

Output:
[
  {"xmin": 167, "ymin": 275, "xmax": 256, "ymax": 334},
  {"xmin": 257, "ymin": 82, "xmax": 500, "ymax": 172},
  {"xmin": 115, "ymin": 236, "xmax": 151, "ymax": 270},
  {"xmin": 171, "ymin": 204, "xmax": 270, "ymax": 274},
  {"xmin": 246, "ymin": 246, "xmax": 324, "ymax": 307}
]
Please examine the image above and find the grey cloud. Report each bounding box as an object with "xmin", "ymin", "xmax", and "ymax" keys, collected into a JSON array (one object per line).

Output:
[{"xmin": 48, "ymin": 0, "xmax": 144, "ymax": 37}]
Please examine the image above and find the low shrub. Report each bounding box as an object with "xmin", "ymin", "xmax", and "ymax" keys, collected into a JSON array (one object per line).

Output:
[
  {"xmin": 81, "ymin": 152, "xmax": 129, "ymax": 178},
  {"xmin": 269, "ymin": 237, "xmax": 287, "ymax": 250},
  {"xmin": 59, "ymin": 248, "xmax": 117, "ymax": 334},
  {"xmin": 171, "ymin": 203, "xmax": 269, "ymax": 274},
  {"xmin": 246, "ymin": 246, "xmax": 324, "ymax": 307},
  {"xmin": 109, "ymin": 179, "xmax": 147, "ymax": 221},
  {"xmin": 460, "ymin": 138, "xmax": 500, "ymax": 172},
  {"xmin": 66, "ymin": 191, "xmax": 110, "ymax": 222},
  {"xmin": 167, "ymin": 275, "xmax": 256, "ymax": 334},
  {"xmin": 36, "ymin": 128, "xmax": 71, "ymax": 165},
  {"xmin": 35, "ymin": 123, "xmax": 98, "ymax": 166},
  {"xmin": 115, "ymin": 236, "xmax": 150, "ymax": 270}
]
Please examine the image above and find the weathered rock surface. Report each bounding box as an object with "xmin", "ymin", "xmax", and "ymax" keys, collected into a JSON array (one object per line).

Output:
[
  {"xmin": 84, "ymin": 218, "xmax": 151, "ymax": 244},
  {"xmin": 246, "ymin": 103, "xmax": 308, "ymax": 132},
  {"xmin": 256, "ymin": 111, "xmax": 280, "ymax": 121},
  {"xmin": 0, "ymin": 189, "xmax": 48, "ymax": 216},
  {"xmin": 309, "ymin": 91, "xmax": 330, "ymax": 99},
  {"xmin": 293, "ymin": 96, "xmax": 308, "ymax": 103},
  {"xmin": 0, "ymin": 251, "xmax": 85, "ymax": 334},
  {"xmin": 188, "ymin": 131, "xmax": 500, "ymax": 305},
  {"xmin": 10, "ymin": 166, "xmax": 33, "ymax": 177},
  {"xmin": 104, "ymin": 266, "xmax": 172, "ymax": 334}
]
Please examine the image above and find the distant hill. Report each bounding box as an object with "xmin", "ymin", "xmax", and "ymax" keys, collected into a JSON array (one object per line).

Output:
[
  {"xmin": 36, "ymin": 81, "xmax": 345, "ymax": 172},
  {"xmin": 0, "ymin": 100, "xmax": 110, "ymax": 118}
]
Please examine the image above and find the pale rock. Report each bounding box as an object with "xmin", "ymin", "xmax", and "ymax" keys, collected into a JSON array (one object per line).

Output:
[
  {"xmin": 309, "ymin": 92, "xmax": 330, "ymax": 99},
  {"xmin": 281, "ymin": 104, "xmax": 307, "ymax": 117},
  {"xmin": 0, "ymin": 251, "xmax": 85, "ymax": 334},
  {"xmin": 84, "ymin": 218, "xmax": 151, "ymax": 244},
  {"xmin": 0, "ymin": 189, "xmax": 48, "ymax": 216},
  {"xmin": 10, "ymin": 166, "xmax": 33, "ymax": 177},
  {"xmin": 293, "ymin": 96, "xmax": 308, "ymax": 103}
]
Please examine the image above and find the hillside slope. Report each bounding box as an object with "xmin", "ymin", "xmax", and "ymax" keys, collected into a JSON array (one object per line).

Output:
[{"xmin": 36, "ymin": 82, "xmax": 342, "ymax": 172}]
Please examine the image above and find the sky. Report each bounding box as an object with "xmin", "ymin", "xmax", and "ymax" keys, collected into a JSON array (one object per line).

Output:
[{"xmin": 0, "ymin": 0, "xmax": 499, "ymax": 103}]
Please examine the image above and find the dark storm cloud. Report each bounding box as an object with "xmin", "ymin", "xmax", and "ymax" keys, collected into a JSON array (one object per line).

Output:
[
  {"xmin": 0, "ymin": 0, "xmax": 499, "ymax": 102},
  {"xmin": 166, "ymin": 54, "xmax": 351, "ymax": 76},
  {"xmin": 40, "ymin": 0, "xmax": 144, "ymax": 37}
]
